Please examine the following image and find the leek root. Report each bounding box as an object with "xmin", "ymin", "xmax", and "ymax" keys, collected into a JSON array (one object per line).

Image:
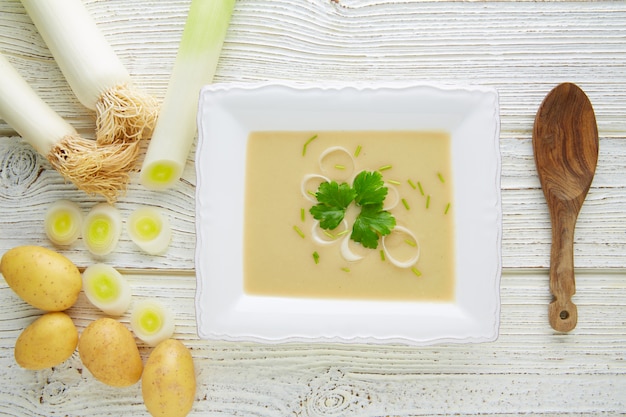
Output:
[{"xmin": 0, "ymin": 53, "xmax": 137, "ymax": 202}]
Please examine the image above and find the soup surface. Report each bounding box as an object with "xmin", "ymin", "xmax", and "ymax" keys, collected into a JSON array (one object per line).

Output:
[{"xmin": 243, "ymin": 130, "xmax": 455, "ymax": 301}]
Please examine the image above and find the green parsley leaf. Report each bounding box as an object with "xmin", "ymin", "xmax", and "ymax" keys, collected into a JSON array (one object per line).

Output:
[
  {"xmin": 353, "ymin": 170, "xmax": 388, "ymax": 206},
  {"xmin": 308, "ymin": 170, "xmax": 396, "ymax": 249},
  {"xmin": 309, "ymin": 181, "xmax": 356, "ymax": 230},
  {"xmin": 351, "ymin": 203, "xmax": 396, "ymax": 249}
]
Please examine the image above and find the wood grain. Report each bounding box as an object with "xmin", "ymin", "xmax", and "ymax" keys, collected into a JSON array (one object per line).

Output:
[
  {"xmin": 533, "ymin": 82, "xmax": 599, "ymax": 331},
  {"xmin": 1, "ymin": 0, "xmax": 625, "ymax": 416}
]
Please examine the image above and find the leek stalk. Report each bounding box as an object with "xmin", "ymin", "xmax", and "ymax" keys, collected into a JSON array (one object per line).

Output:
[
  {"xmin": 140, "ymin": 0, "xmax": 235, "ymax": 190},
  {"xmin": 0, "ymin": 52, "xmax": 137, "ymax": 201},
  {"xmin": 20, "ymin": 0, "xmax": 158, "ymax": 145}
]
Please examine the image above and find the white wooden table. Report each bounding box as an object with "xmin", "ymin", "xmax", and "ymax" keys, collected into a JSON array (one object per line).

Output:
[{"xmin": 1, "ymin": 1, "xmax": 625, "ymax": 415}]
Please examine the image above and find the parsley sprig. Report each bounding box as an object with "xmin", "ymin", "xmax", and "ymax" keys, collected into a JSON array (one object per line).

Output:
[{"xmin": 309, "ymin": 170, "xmax": 396, "ymax": 249}]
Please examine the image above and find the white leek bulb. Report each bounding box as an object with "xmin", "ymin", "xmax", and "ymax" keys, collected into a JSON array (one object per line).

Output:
[
  {"xmin": 0, "ymin": 52, "xmax": 138, "ymax": 202},
  {"xmin": 20, "ymin": 0, "xmax": 158, "ymax": 145}
]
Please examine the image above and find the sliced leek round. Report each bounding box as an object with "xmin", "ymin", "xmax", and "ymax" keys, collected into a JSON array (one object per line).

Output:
[
  {"xmin": 382, "ymin": 225, "xmax": 420, "ymax": 268},
  {"xmin": 130, "ymin": 300, "xmax": 175, "ymax": 347},
  {"xmin": 127, "ymin": 206, "xmax": 172, "ymax": 255},
  {"xmin": 311, "ymin": 219, "xmax": 348, "ymax": 246},
  {"xmin": 82, "ymin": 263, "xmax": 131, "ymax": 316},
  {"xmin": 318, "ymin": 146, "xmax": 355, "ymax": 181},
  {"xmin": 82, "ymin": 203, "xmax": 122, "ymax": 256},
  {"xmin": 44, "ymin": 199, "xmax": 83, "ymax": 246},
  {"xmin": 301, "ymin": 173, "xmax": 330, "ymax": 202}
]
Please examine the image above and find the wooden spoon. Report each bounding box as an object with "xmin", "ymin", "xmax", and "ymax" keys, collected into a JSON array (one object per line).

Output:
[{"xmin": 532, "ymin": 82, "xmax": 598, "ymax": 332}]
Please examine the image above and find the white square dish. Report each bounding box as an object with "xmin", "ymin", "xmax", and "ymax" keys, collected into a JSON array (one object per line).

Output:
[{"xmin": 195, "ymin": 82, "xmax": 501, "ymax": 345}]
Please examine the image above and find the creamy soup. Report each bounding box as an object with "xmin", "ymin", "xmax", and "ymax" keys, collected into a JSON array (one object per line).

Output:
[{"xmin": 243, "ymin": 130, "xmax": 455, "ymax": 301}]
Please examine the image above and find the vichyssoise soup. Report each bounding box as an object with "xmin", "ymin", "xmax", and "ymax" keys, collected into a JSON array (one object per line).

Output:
[{"xmin": 243, "ymin": 131, "xmax": 455, "ymax": 301}]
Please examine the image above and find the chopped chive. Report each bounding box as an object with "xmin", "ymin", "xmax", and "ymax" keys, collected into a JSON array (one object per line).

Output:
[
  {"xmin": 405, "ymin": 239, "xmax": 417, "ymax": 247},
  {"xmin": 401, "ymin": 198, "xmax": 410, "ymax": 210},
  {"xmin": 417, "ymin": 181, "xmax": 424, "ymax": 196},
  {"xmin": 444, "ymin": 202, "xmax": 451, "ymax": 215},
  {"xmin": 302, "ymin": 134, "xmax": 318, "ymax": 156},
  {"xmin": 341, "ymin": 267, "xmax": 351, "ymax": 273},
  {"xmin": 388, "ymin": 179, "xmax": 401, "ymax": 185},
  {"xmin": 437, "ymin": 172, "xmax": 445, "ymax": 183},
  {"xmin": 407, "ymin": 179, "xmax": 417, "ymax": 189},
  {"xmin": 335, "ymin": 164, "xmax": 346, "ymax": 170},
  {"xmin": 312, "ymin": 251, "xmax": 320, "ymax": 264},
  {"xmin": 379, "ymin": 164, "xmax": 392, "ymax": 171},
  {"xmin": 412, "ymin": 267, "xmax": 422, "ymax": 277},
  {"xmin": 323, "ymin": 230, "xmax": 335, "ymax": 239},
  {"xmin": 293, "ymin": 225, "xmax": 305, "ymax": 238},
  {"xmin": 300, "ymin": 208, "xmax": 305, "ymax": 222},
  {"xmin": 354, "ymin": 145, "xmax": 362, "ymax": 157},
  {"xmin": 380, "ymin": 250, "xmax": 386, "ymax": 261},
  {"xmin": 426, "ymin": 195, "xmax": 431, "ymax": 209},
  {"xmin": 336, "ymin": 229, "xmax": 350, "ymax": 237}
]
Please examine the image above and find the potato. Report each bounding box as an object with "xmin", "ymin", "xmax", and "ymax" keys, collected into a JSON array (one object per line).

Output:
[
  {"xmin": 0, "ymin": 245, "xmax": 81, "ymax": 311},
  {"xmin": 78, "ymin": 318, "xmax": 143, "ymax": 387},
  {"xmin": 142, "ymin": 339, "xmax": 196, "ymax": 417},
  {"xmin": 15, "ymin": 312, "xmax": 78, "ymax": 370}
]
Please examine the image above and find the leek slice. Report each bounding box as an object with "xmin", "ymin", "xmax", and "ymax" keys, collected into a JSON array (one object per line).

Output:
[
  {"xmin": 318, "ymin": 146, "xmax": 355, "ymax": 181},
  {"xmin": 140, "ymin": 0, "xmax": 235, "ymax": 190},
  {"xmin": 382, "ymin": 225, "xmax": 420, "ymax": 268},
  {"xmin": 44, "ymin": 200, "xmax": 83, "ymax": 246},
  {"xmin": 383, "ymin": 183, "xmax": 400, "ymax": 211},
  {"xmin": 301, "ymin": 174, "xmax": 331, "ymax": 202},
  {"xmin": 82, "ymin": 203, "xmax": 122, "ymax": 257},
  {"xmin": 130, "ymin": 300, "xmax": 175, "ymax": 347},
  {"xmin": 340, "ymin": 234, "xmax": 366, "ymax": 262},
  {"xmin": 82, "ymin": 263, "xmax": 131, "ymax": 316},
  {"xmin": 127, "ymin": 206, "xmax": 172, "ymax": 255},
  {"xmin": 311, "ymin": 219, "xmax": 348, "ymax": 246}
]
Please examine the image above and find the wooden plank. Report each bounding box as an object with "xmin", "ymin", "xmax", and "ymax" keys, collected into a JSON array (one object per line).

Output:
[
  {"xmin": 1, "ymin": 0, "xmax": 625, "ymax": 416},
  {"xmin": 3, "ymin": 135, "xmax": 625, "ymax": 270},
  {"xmin": 0, "ymin": 270, "xmax": 625, "ymax": 416}
]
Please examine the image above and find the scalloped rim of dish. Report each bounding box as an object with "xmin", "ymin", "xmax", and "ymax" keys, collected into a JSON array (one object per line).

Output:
[{"xmin": 195, "ymin": 81, "xmax": 501, "ymax": 345}]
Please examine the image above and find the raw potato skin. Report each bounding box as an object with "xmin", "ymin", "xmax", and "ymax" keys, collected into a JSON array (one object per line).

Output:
[
  {"xmin": 15, "ymin": 312, "xmax": 78, "ymax": 370},
  {"xmin": 142, "ymin": 339, "xmax": 196, "ymax": 417},
  {"xmin": 78, "ymin": 318, "xmax": 143, "ymax": 387},
  {"xmin": 0, "ymin": 245, "xmax": 82, "ymax": 311}
]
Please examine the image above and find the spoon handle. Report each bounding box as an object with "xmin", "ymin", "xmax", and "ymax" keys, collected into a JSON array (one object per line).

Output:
[{"xmin": 548, "ymin": 207, "xmax": 578, "ymax": 332}]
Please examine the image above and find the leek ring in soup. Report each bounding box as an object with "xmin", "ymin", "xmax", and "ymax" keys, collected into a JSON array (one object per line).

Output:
[
  {"xmin": 311, "ymin": 219, "xmax": 349, "ymax": 246},
  {"xmin": 301, "ymin": 173, "xmax": 330, "ymax": 202},
  {"xmin": 383, "ymin": 183, "xmax": 400, "ymax": 211},
  {"xmin": 318, "ymin": 146, "xmax": 355, "ymax": 181},
  {"xmin": 382, "ymin": 225, "xmax": 420, "ymax": 268},
  {"xmin": 340, "ymin": 234, "xmax": 367, "ymax": 262}
]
